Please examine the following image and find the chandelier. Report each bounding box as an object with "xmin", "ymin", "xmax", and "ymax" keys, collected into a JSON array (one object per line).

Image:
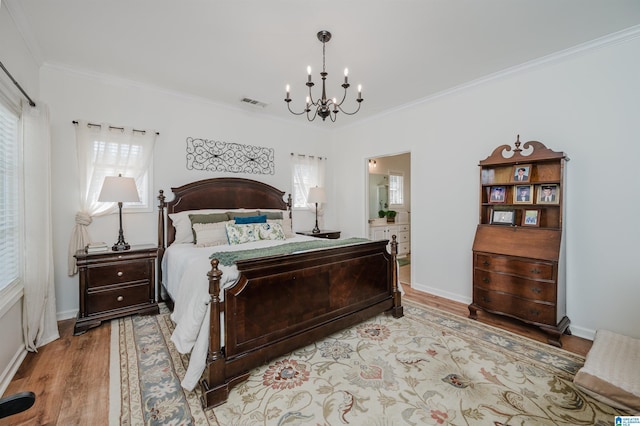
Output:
[{"xmin": 285, "ymin": 30, "xmax": 363, "ymax": 122}]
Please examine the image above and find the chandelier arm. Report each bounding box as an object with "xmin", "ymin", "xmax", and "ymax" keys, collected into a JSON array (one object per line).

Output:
[
  {"xmin": 306, "ymin": 107, "xmax": 319, "ymax": 122},
  {"xmin": 287, "ymin": 102, "xmax": 311, "ymax": 116},
  {"xmin": 335, "ymin": 101, "xmax": 362, "ymax": 116}
]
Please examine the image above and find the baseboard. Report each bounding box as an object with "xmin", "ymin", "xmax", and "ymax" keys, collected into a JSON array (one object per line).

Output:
[
  {"xmin": 56, "ymin": 308, "xmax": 78, "ymax": 322},
  {"xmin": 410, "ymin": 282, "xmax": 472, "ymax": 305},
  {"xmin": 566, "ymin": 324, "xmax": 596, "ymax": 341},
  {"xmin": 0, "ymin": 346, "xmax": 28, "ymax": 396}
]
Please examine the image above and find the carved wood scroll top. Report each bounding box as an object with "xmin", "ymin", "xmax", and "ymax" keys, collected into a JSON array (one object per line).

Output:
[{"xmin": 479, "ymin": 135, "xmax": 567, "ymax": 166}]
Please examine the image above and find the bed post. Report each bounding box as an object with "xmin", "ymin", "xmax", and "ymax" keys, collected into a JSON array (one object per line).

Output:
[
  {"xmin": 157, "ymin": 190, "xmax": 165, "ymax": 300},
  {"xmin": 390, "ymin": 235, "xmax": 404, "ymax": 318},
  {"xmin": 201, "ymin": 259, "xmax": 230, "ymax": 408}
]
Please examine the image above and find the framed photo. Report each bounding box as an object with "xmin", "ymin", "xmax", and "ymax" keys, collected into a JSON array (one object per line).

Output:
[
  {"xmin": 488, "ymin": 186, "xmax": 507, "ymax": 204},
  {"xmin": 537, "ymin": 184, "xmax": 559, "ymax": 204},
  {"xmin": 490, "ymin": 209, "xmax": 515, "ymax": 226},
  {"xmin": 512, "ymin": 164, "xmax": 532, "ymax": 182},
  {"xmin": 522, "ymin": 209, "xmax": 541, "ymax": 227},
  {"xmin": 514, "ymin": 184, "xmax": 533, "ymax": 204}
]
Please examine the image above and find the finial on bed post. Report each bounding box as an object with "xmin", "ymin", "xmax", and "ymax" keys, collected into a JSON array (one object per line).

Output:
[
  {"xmin": 201, "ymin": 258, "xmax": 228, "ymax": 408},
  {"xmin": 390, "ymin": 235, "xmax": 404, "ymax": 318}
]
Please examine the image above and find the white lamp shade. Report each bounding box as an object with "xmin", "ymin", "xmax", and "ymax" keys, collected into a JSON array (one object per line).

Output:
[
  {"xmin": 307, "ymin": 187, "xmax": 326, "ymax": 204},
  {"xmin": 98, "ymin": 175, "xmax": 140, "ymax": 203}
]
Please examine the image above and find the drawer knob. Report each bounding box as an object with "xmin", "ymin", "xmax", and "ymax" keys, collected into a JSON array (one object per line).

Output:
[
  {"xmin": 117, "ymin": 295, "xmax": 124, "ymax": 302},
  {"xmin": 531, "ymin": 287, "xmax": 542, "ymax": 294},
  {"xmin": 117, "ymin": 271, "xmax": 124, "ymax": 277},
  {"xmin": 481, "ymin": 296, "xmax": 491, "ymax": 303},
  {"xmin": 482, "ymin": 260, "xmax": 490, "ymax": 266},
  {"xmin": 529, "ymin": 309, "xmax": 540, "ymax": 316},
  {"xmin": 482, "ymin": 277, "xmax": 490, "ymax": 283},
  {"xmin": 530, "ymin": 268, "xmax": 541, "ymax": 274}
]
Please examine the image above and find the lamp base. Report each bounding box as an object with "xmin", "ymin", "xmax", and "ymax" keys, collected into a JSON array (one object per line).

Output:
[
  {"xmin": 312, "ymin": 226, "xmax": 320, "ymax": 234},
  {"xmin": 112, "ymin": 241, "xmax": 131, "ymax": 251}
]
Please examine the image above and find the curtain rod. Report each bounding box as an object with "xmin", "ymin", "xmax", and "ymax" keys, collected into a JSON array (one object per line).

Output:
[
  {"xmin": 0, "ymin": 60, "xmax": 36, "ymax": 107},
  {"xmin": 72, "ymin": 120, "xmax": 159, "ymax": 136},
  {"xmin": 290, "ymin": 153, "xmax": 326, "ymax": 160}
]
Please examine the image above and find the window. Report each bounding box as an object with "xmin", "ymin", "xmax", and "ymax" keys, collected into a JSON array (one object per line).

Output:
[
  {"xmin": 389, "ymin": 171, "xmax": 404, "ymax": 207},
  {"xmin": 291, "ymin": 154, "xmax": 326, "ymax": 209},
  {"xmin": 90, "ymin": 138, "xmax": 152, "ymax": 210},
  {"xmin": 74, "ymin": 122, "xmax": 157, "ymax": 214},
  {"xmin": 0, "ymin": 100, "xmax": 21, "ymax": 291}
]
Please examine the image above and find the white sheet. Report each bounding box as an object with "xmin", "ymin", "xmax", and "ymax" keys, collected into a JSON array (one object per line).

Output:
[{"xmin": 162, "ymin": 235, "xmax": 317, "ymax": 390}]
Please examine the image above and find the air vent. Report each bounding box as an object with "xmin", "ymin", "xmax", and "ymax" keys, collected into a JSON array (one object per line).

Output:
[{"xmin": 241, "ymin": 97, "xmax": 268, "ymax": 108}]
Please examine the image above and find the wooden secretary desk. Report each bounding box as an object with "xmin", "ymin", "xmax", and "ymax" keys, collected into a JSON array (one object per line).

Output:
[{"xmin": 468, "ymin": 136, "xmax": 571, "ymax": 347}]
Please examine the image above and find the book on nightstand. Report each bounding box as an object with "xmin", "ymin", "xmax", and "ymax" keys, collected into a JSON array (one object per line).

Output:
[{"xmin": 86, "ymin": 242, "xmax": 109, "ymax": 253}]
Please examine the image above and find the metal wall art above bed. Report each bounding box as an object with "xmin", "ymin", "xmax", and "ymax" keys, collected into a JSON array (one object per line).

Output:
[{"xmin": 186, "ymin": 137, "xmax": 275, "ymax": 174}]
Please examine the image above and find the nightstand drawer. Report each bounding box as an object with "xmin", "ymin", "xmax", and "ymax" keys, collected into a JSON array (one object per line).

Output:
[
  {"xmin": 86, "ymin": 261, "xmax": 151, "ymax": 288},
  {"xmin": 86, "ymin": 282, "xmax": 151, "ymax": 314}
]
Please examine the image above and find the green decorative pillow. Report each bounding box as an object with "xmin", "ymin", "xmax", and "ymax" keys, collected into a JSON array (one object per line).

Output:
[
  {"xmin": 257, "ymin": 223, "xmax": 286, "ymax": 240},
  {"xmin": 267, "ymin": 218, "xmax": 294, "ymax": 239},
  {"xmin": 226, "ymin": 210, "xmax": 259, "ymax": 218},
  {"xmin": 259, "ymin": 210, "xmax": 284, "ymax": 220},
  {"xmin": 225, "ymin": 223, "xmax": 261, "ymax": 245}
]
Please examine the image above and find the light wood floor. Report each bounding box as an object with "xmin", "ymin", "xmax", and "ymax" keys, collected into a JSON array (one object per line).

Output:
[{"xmin": 2, "ymin": 280, "xmax": 592, "ymax": 425}]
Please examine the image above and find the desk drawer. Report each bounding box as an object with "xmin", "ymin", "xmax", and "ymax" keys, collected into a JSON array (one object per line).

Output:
[
  {"xmin": 473, "ymin": 269, "xmax": 556, "ymax": 302},
  {"xmin": 475, "ymin": 254, "xmax": 554, "ymax": 280},
  {"xmin": 473, "ymin": 287, "xmax": 556, "ymax": 325}
]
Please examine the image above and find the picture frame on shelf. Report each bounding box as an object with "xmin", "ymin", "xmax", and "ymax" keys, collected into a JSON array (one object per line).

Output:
[
  {"xmin": 490, "ymin": 208, "xmax": 515, "ymax": 226},
  {"xmin": 537, "ymin": 184, "xmax": 559, "ymax": 204},
  {"xmin": 522, "ymin": 209, "xmax": 541, "ymax": 227},
  {"xmin": 488, "ymin": 186, "xmax": 507, "ymax": 204},
  {"xmin": 514, "ymin": 184, "xmax": 533, "ymax": 204},
  {"xmin": 512, "ymin": 164, "xmax": 532, "ymax": 182}
]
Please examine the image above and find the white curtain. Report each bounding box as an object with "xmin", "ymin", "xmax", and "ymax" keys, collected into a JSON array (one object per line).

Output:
[
  {"xmin": 22, "ymin": 101, "xmax": 59, "ymax": 351},
  {"xmin": 291, "ymin": 153, "xmax": 326, "ymax": 216},
  {"xmin": 67, "ymin": 121, "xmax": 157, "ymax": 275}
]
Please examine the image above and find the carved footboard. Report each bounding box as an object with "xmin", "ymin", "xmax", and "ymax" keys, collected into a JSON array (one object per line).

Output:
[{"xmin": 201, "ymin": 237, "xmax": 403, "ymax": 409}]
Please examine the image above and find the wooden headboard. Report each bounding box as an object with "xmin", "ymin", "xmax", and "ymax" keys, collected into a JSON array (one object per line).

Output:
[{"xmin": 158, "ymin": 177, "xmax": 291, "ymax": 248}]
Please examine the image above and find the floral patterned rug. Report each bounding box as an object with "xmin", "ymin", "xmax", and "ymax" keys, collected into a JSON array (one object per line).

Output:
[{"xmin": 110, "ymin": 302, "xmax": 622, "ymax": 425}]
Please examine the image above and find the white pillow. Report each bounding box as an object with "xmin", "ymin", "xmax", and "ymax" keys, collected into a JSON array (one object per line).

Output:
[
  {"xmin": 169, "ymin": 209, "xmax": 229, "ymax": 244},
  {"xmin": 257, "ymin": 223, "xmax": 286, "ymax": 240},
  {"xmin": 192, "ymin": 221, "xmax": 232, "ymax": 247},
  {"xmin": 225, "ymin": 223, "xmax": 261, "ymax": 245}
]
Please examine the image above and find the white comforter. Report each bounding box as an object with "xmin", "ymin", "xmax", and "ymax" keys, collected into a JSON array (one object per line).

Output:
[{"xmin": 162, "ymin": 235, "xmax": 317, "ymax": 390}]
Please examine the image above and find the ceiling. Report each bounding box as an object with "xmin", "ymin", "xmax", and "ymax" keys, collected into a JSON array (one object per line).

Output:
[{"xmin": 6, "ymin": 0, "xmax": 640, "ymax": 127}]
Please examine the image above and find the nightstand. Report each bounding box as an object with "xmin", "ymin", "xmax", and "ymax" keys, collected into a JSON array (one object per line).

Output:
[
  {"xmin": 296, "ymin": 230, "xmax": 341, "ymax": 239},
  {"xmin": 73, "ymin": 244, "xmax": 159, "ymax": 335}
]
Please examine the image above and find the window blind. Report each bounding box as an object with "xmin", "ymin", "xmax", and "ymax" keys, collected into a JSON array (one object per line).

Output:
[{"xmin": 0, "ymin": 100, "xmax": 21, "ymax": 291}]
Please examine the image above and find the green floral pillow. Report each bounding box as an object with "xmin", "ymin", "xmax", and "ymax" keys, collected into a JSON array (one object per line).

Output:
[
  {"xmin": 225, "ymin": 223, "xmax": 260, "ymax": 245},
  {"xmin": 257, "ymin": 223, "xmax": 286, "ymax": 240}
]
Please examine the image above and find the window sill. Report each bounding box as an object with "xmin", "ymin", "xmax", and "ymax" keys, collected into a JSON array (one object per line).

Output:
[{"xmin": 0, "ymin": 280, "xmax": 24, "ymax": 319}]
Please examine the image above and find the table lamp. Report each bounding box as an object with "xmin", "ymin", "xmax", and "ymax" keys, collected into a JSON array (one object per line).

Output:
[
  {"xmin": 98, "ymin": 174, "xmax": 140, "ymax": 251},
  {"xmin": 307, "ymin": 186, "xmax": 326, "ymax": 233}
]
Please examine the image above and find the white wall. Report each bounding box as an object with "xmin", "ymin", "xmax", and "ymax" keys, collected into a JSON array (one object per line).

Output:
[
  {"xmin": 40, "ymin": 66, "xmax": 332, "ymax": 319},
  {"xmin": 332, "ymin": 35, "xmax": 640, "ymax": 340}
]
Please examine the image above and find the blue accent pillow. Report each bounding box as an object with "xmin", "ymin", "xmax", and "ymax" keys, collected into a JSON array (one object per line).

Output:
[{"xmin": 234, "ymin": 214, "xmax": 267, "ymax": 224}]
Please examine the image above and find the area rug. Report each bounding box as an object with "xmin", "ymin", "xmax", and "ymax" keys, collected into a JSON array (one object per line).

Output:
[
  {"xmin": 110, "ymin": 302, "xmax": 624, "ymax": 425},
  {"xmin": 397, "ymin": 257, "xmax": 410, "ymax": 267}
]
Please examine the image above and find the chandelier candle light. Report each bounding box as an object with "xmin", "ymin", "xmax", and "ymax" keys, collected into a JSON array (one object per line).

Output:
[
  {"xmin": 285, "ymin": 30, "xmax": 363, "ymax": 122},
  {"xmin": 307, "ymin": 186, "xmax": 327, "ymax": 233},
  {"xmin": 98, "ymin": 174, "xmax": 140, "ymax": 251}
]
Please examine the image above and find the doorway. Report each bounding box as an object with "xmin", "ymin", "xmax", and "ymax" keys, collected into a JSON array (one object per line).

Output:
[{"xmin": 367, "ymin": 152, "xmax": 411, "ymax": 286}]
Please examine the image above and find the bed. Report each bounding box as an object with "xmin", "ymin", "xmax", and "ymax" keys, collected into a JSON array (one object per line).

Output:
[{"xmin": 157, "ymin": 177, "xmax": 403, "ymax": 409}]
